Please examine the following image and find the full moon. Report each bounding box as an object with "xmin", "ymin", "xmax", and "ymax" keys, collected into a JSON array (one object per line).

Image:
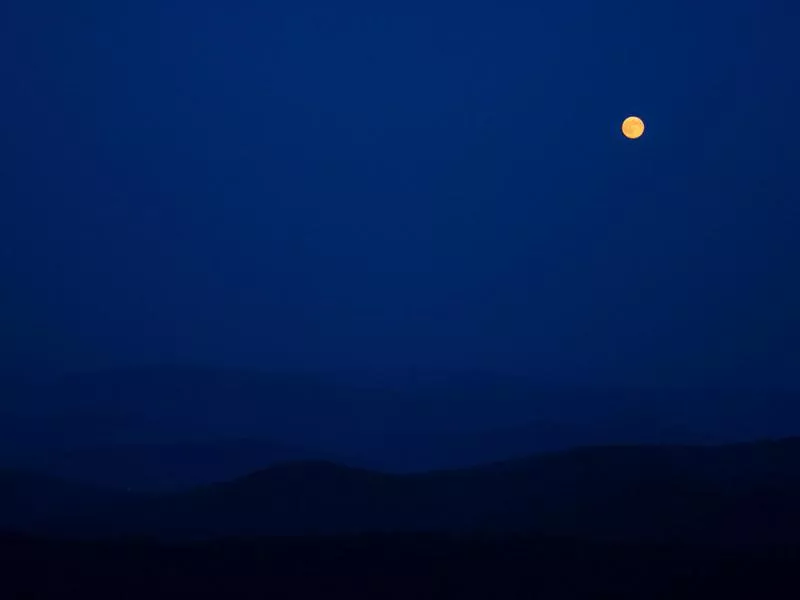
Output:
[{"xmin": 621, "ymin": 116, "xmax": 645, "ymax": 139}]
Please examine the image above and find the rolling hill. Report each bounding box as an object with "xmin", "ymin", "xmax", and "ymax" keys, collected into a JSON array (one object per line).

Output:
[{"xmin": 4, "ymin": 437, "xmax": 800, "ymax": 544}]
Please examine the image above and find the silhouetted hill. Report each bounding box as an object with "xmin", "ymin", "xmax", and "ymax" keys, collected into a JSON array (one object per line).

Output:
[
  {"xmin": 469, "ymin": 438, "xmax": 800, "ymax": 542},
  {"xmin": 12, "ymin": 437, "xmax": 800, "ymax": 544}
]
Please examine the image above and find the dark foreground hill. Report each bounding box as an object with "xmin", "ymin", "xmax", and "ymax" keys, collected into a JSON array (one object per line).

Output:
[
  {"xmin": 5, "ymin": 437, "xmax": 800, "ymax": 544},
  {"xmin": 2, "ymin": 532, "xmax": 799, "ymax": 600}
]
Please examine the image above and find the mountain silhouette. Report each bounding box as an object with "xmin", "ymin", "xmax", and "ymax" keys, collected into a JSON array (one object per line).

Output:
[{"xmin": 5, "ymin": 437, "xmax": 800, "ymax": 544}]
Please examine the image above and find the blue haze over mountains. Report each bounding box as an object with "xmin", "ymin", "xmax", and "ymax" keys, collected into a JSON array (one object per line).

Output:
[{"xmin": 2, "ymin": 366, "xmax": 799, "ymax": 490}]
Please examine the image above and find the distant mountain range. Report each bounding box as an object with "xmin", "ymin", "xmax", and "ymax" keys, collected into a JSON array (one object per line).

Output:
[
  {"xmin": 6, "ymin": 439, "xmax": 333, "ymax": 492},
  {"xmin": 0, "ymin": 420, "xmax": 711, "ymax": 492},
  {"xmin": 3, "ymin": 366, "xmax": 800, "ymax": 489},
  {"xmin": 4, "ymin": 437, "xmax": 800, "ymax": 545}
]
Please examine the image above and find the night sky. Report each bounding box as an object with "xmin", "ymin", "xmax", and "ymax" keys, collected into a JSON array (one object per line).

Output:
[{"xmin": 2, "ymin": 0, "xmax": 798, "ymax": 388}]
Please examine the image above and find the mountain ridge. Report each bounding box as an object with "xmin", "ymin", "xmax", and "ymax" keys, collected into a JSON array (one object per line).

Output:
[
  {"xmin": 4, "ymin": 436, "xmax": 800, "ymax": 544},
  {"xmin": 4, "ymin": 366, "xmax": 800, "ymax": 480}
]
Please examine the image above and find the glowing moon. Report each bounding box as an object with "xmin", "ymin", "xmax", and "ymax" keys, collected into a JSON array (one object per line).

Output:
[{"xmin": 621, "ymin": 116, "xmax": 645, "ymax": 139}]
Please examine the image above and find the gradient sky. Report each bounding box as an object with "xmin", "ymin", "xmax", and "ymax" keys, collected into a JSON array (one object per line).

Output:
[{"xmin": 2, "ymin": 0, "xmax": 798, "ymax": 387}]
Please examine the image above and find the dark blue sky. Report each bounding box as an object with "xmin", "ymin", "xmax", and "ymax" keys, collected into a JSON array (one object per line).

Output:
[{"xmin": 2, "ymin": 1, "xmax": 798, "ymax": 387}]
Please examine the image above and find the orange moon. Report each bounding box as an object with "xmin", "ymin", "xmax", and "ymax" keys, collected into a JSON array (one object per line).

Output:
[{"xmin": 621, "ymin": 116, "xmax": 645, "ymax": 139}]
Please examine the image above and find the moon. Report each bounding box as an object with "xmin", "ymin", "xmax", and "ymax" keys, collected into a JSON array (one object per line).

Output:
[{"xmin": 621, "ymin": 116, "xmax": 645, "ymax": 139}]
